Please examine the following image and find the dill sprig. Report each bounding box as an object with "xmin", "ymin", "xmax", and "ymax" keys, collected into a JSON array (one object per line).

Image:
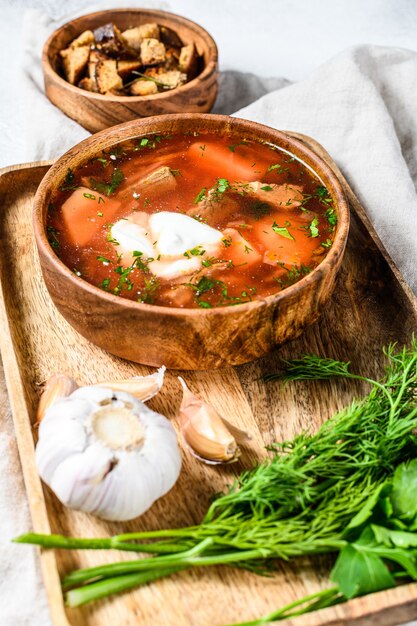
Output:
[
  {"xmin": 263, "ymin": 354, "xmax": 352, "ymax": 382},
  {"xmin": 15, "ymin": 342, "xmax": 417, "ymax": 607}
]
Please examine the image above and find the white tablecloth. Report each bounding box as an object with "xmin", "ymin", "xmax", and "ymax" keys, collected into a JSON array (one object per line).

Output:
[{"xmin": 1, "ymin": 2, "xmax": 417, "ymax": 625}]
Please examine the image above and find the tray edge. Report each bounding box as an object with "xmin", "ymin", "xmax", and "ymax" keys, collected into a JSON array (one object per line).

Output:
[{"xmin": 0, "ymin": 162, "xmax": 71, "ymax": 626}]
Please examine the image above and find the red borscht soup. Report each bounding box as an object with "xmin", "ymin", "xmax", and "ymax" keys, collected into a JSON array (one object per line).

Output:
[{"xmin": 47, "ymin": 133, "xmax": 337, "ymax": 308}]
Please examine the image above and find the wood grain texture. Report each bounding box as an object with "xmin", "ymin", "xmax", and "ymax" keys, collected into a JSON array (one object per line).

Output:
[
  {"xmin": 43, "ymin": 9, "xmax": 219, "ymax": 133},
  {"xmin": 32, "ymin": 114, "xmax": 350, "ymax": 370},
  {"xmin": 0, "ymin": 132, "xmax": 416, "ymax": 626}
]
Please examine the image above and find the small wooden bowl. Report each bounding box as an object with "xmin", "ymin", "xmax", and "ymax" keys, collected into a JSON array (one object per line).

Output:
[
  {"xmin": 33, "ymin": 114, "xmax": 350, "ymax": 370},
  {"xmin": 42, "ymin": 9, "xmax": 219, "ymax": 133}
]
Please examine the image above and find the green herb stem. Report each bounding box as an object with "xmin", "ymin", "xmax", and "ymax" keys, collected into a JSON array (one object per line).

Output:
[
  {"xmin": 13, "ymin": 533, "xmax": 187, "ymax": 554},
  {"xmin": 66, "ymin": 567, "xmax": 184, "ymax": 607},
  {"xmin": 223, "ymin": 587, "xmax": 341, "ymax": 626}
]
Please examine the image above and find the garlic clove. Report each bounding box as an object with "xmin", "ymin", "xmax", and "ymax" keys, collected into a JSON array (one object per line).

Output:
[
  {"xmin": 93, "ymin": 366, "xmax": 166, "ymax": 402},
  {"xmin": 36, "ymin": 410, "xmax": 87, "ymax": 483},
  {"xmin": 178, "ymin": 377, "xmax": 242, "ymax": 464},
  {"xmin": 139, "ymin": 410, "xmax": 183, "ymax": 494},
  {"xmin": 220, "ymin": 417, "xmax": 252, "ymax": 445},
  {"xmin": 49, "ymin": 442, "xmax": 115, "ymax": 511},
  {"xmin": 36, "ymin": 374, "xmax": 79, "ymax": 423}
]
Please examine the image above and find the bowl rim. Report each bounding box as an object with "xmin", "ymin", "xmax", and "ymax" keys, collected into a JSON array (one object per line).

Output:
[
  {"xmin": 42, "ymin": 8, "xmax": 219, "ymax": 103},
  {"xmin": 33, "ymin": 113, "xmax": 350, "ymax": 318}
]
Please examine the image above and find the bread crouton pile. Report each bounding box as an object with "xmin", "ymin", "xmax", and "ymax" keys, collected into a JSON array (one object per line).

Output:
[{"xmin": 59, "ymin": 22, "xmax": 200, "ymax": 96}]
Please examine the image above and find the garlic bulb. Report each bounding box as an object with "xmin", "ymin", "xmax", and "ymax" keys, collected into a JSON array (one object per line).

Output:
[
  {"xmin": 178, "ymin": 377, "xmax": 251, "ymax": 464},
  {"xmin": 36, "ymin": 386, "xmax": 181, "ymax": 521}
]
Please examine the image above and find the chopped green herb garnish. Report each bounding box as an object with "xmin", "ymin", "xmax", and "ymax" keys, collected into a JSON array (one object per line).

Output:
[
  {"xmin": 137, "ymin": 276, "xmax": 159, "ymax": 304},
  {"xmin": 132, "ymin": 250, "xmax": 152, "ymax": 271},
  {"xmin": 90, "ymin": 167, "xmax": 125, "ymax": 197},
  {"xmin": 267, "ymin": 163, "xmax": 289, "ymax": 174},
  {"xmin": 113, "ymin": 263, "xmax": 138, "ymax": 294},
  {"xmin": 60, "ymin": 168, "xmax": 79, "ymax": 192},
  {"xmin": 83, "ymin": 192, "xmax": 96, "ymax": 200},
  {"xmin": 198, "ymin": 301, "xmax": 212, "ymax": 308},
  {"xmin": 96, "ymin": 157, "xmax": 108, "ymax": 168},
  {"xmin": 97, "ymin": 255, "xmax": 112, "ymax": 265},
  {"xmin": 193, "ymin": 276, "xmax": 216, "ymax": 295},
  {"xmin": 97, "ymin": 211, "xmax": 104, "ymax": 217},
  {"xmin": 326, "ymin": 208, "xmax": 338, "ymax": 226},
  {"xmin": 228, "ymin": 141, "xmax": 248, "ymax": 153},
  {"xmin": 98, "ymin": 196, "xmax": 105, "ymax": 204},
  {"xmin": 272, "ymin": 221, "xmax": 295, "ymax": 240},
  {"xmin": 244, "ymin": 245, "xmax": 253, "ymax": 254},
  {"xmin": 46, "ymin": 226, "xmax": 60, "ymax": 249},
  {"xmin": 106, "ymin": 229, "xmax": 119, "ymax": 245},
  {"xmin": 321, "ymin": 238, "xmax": 333, "ymax": 249},
  {"xmin": 201, "ymin": 256, "xmax": 216, "ymax": 268},
  {"xmin": 222, "ymin": 235, "xmax": 233, "ymax": 248},
  {"xmin": 184, "ymin": 245, "xmax": 205, "ymax": 258},
  {"xmin": 101, "ymin": 278, "xmax": 110, "ymax": 291},
  {"xmin": 316, "ymin": 185, "xmax": 329, "ymax": 198},
  {"xmin": 260, "ymin": 185, "xmax": 273, "ymax": 192},
  {"xmin": 274, "ymin": 263, "xmax": 312, "ymax": 287},
  {"xmin": 249, "ymin": 200, "xmax": 272, "ymax": 219},
  {"xmin": 194, "ymin": 188, "xmax": 207, "ymax": 204},
  {"xmin": 216, "ymin": 178, "xmax": 230, "ymax": 194},
  {"xmin": 309, "ymin": 216, "xmax": 320, "ymax": 238}
]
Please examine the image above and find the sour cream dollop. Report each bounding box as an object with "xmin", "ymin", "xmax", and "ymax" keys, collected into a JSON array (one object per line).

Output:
[{"xmin": 110, "ymin": 211, "xmax": 223, "ymax": 279}]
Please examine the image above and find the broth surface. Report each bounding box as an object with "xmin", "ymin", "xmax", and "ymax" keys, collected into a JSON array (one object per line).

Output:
[{"xmin": 48, "ymin": 133, "xmax": 338, "ymax": 308}]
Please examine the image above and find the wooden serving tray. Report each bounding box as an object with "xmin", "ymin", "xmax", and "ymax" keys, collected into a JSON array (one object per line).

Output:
[{"xmin": 1, "ymin": 133, "xmax": 417, "ymax": 626}]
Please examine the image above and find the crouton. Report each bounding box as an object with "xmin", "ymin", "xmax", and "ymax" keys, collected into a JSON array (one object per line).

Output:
[
  {"xmin": 121, "ymin": 23, "xmax": 160, "ymax": 51},
  {"xmin": 140, "ymin": 38, "xmax": 166, "ymax": 65},
  {"xmin": 94, "ymin": 22, "xmax": 136, "ymax": 58},
  {"xmin": 160, "ymin": 25, "xmax": 183, "ymax": 48},
  {"xmin": 60, "ymin": 45, "xmax": 90, "ymax": 84},
  {"xmin": 78, "ymin": 77, "xmax": 98, "ymax": 92},
  {"xmin": 117, "ymin": 59, "xmax": 142, "ymax": 78},
  {"xmin": 130, "ymin": 79, "xmax": 158, "ymax": 96},
  {"xmin": 121, "ymin": 27, "xmax": 143, "ymax": 52},
  {"xmin": 178, "ymin": 43, "xmax": 198, "ymax": 79},
  {"xmin": 88, "ymin": 48, "xmax": 109, "ymax": 79},
  {"xmin": 95, "ymin": 59, "xmax": 123, "ymax": 93},
  {"xmin": 164, "ymin": 46, "xmax": 180, "ymax": 71},
  {"xmin": 70, "ymin": 30, "xmax": 94, "ymax": 48},
  {"xmin": 94, "ymin": 22, "xmax": 117, "ymax": 42},
  {"xmin": 138, "ymin": 22, "xmax": 160, "ymax": 40},
  {"xmin": 155, "ymin": 70, "xmax": 187, "ymax": 90},
  {"xmin": 143, "ymin": 66, "xmax": 163, "ymax": 78}
]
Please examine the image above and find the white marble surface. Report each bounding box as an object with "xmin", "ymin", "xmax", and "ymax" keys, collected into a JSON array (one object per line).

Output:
[{"xmin": 1, "ymin": 1, "xmax": 417, "ymax": 625}]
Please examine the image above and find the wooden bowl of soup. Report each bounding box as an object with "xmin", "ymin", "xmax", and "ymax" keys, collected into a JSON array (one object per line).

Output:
[
  {"xmin": 33, "ymin": 114, "xmax": 349, "ymax": 370},
  {"xmin": 42, "ymin": 9, "xmax": 218, "ymax": 133}
]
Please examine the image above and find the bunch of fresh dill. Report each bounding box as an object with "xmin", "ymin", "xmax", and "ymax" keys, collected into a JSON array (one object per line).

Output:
[{"xmin": 15, "ymin": 341, "xmax": 417, "ymax": 608}]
